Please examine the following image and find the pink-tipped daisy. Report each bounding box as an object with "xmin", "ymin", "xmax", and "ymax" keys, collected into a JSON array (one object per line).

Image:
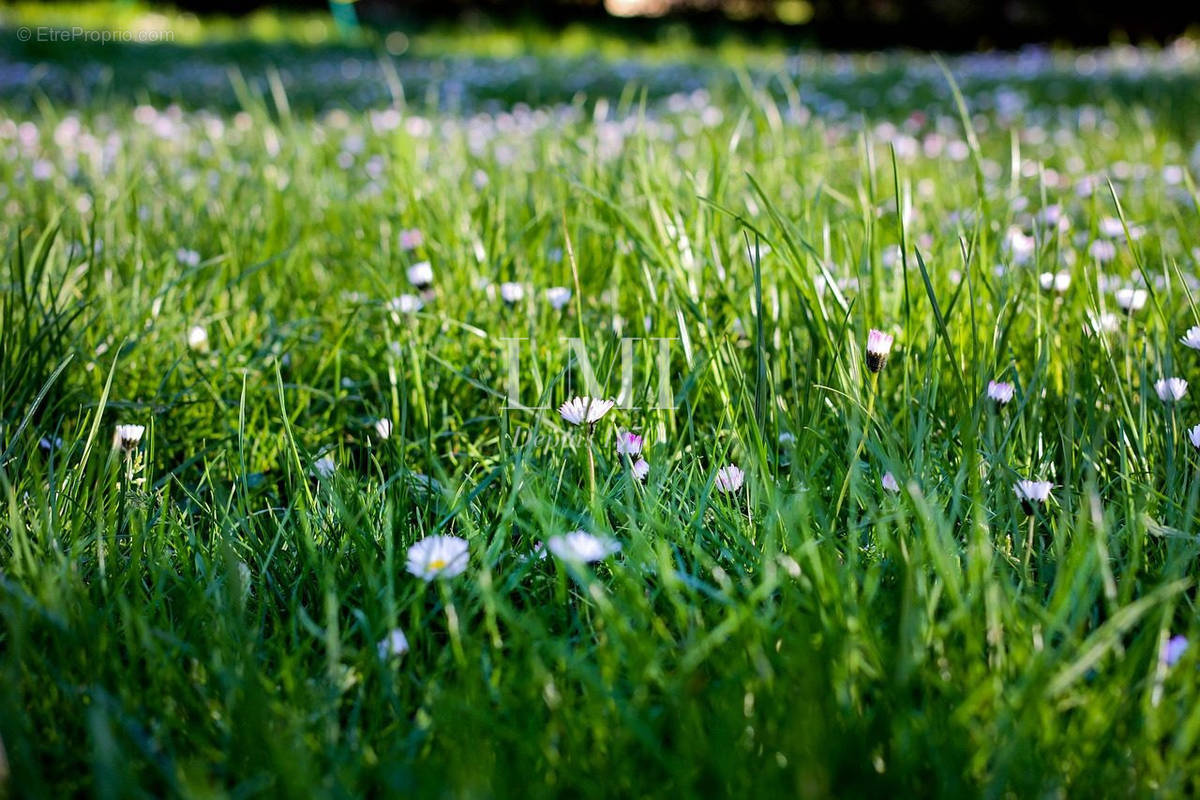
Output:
[
  {"xmin": 865, "ymin": 329, "xmax": 894, "ymax": 373},
  {"xmin": 987, "ymin": 380, "xmax": 1015, "ymax": 405},
  {"xmin": 558, "ymin": 396, "xmax": 615, "ymax": 427},
  {"xmin": 714, "ymin": 464, "xmax": 745, "ymax": 493}
]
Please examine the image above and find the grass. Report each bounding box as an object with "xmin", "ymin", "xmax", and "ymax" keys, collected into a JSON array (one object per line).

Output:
[{"xmin": 3, "ymin": 4, "xmax": 1200, "ymax": 797}]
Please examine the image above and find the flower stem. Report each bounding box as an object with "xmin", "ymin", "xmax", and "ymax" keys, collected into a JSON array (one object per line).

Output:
[
  {"xmin": 1022, "ymin": 514, "xmax": 1036, "ymax": 580},
  {"xmin": 586, "ymin": 426, "xmax": 598, "ymax": 509},
  {"xmin": 832, "ymin": 374, "xmax": 878, "ymax": 524}
]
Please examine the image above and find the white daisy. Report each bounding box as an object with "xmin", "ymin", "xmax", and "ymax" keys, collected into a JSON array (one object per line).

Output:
[
  {"xmin": 388, "ymin": 294, "xmax": 424, "ymax": 314},
  {"xmin": 377, "ymin": 628, "xmax": 410, "ymax": 658},
  {"xmin": 176, "ymin": 248, "xmax": 201, "ymax": 267},
  {"xmin": 405, "ymin": 535, "xmax": 470, "ymax": 581},
  {"xmin": 499, "ymin": 282, "xmax": 525, "ymax": 304},
  {"xmin": 545, "ymin": 531, "xmax": 621, "ymax": 563},
  {"xmin": 311, "ymin": 455, "xmax": 336, "ymax": 479},
  {"xmin": 406, "ymin": 261, "xmax": 434, "ymax": 289},
  {"xmin": 1114, "ymin": 287, "xmax": 1148, "ymax": 313},
  {"xmin": 1189, "ymin": 424, "xmax": 1200, "ymax": 449},
  {"xmin": 714, "ymin": 464, "xmax": 745, "ymax": 493},
  {"xmin": 113, "ymin": 424, "xmax": 145, "ymax": 451},
  {"xmin": 187, "ymin": 324, "xmax": 209, "ymax": 351},
  {"xmin": 558, "ymin": 396, "xmax": 615, "ymax": 427},
  {"xmin": 1180, "ymin": 326, "xmax": 1200, "ymax": 350},
  {"xmin": 1086, "ymin": 311, "xmax": 1120, "ymax": 336},
  {"xmin": 373, "ymin": 418, "xmax": 393, "ymax": 440},
  {"xmin": 1039, "ymin": 271, "xmax": 1072, "ymax": 293},
  {"xmin": 1156, "ymin": 377, "xmax": 1188, "ymax": 403},
  {"xmin": 881, "ymin": 472, "xmax": 900, "ymax": 492},
  {"xmin": 544, "ymin": 286, "xmax": 572, "ymax": 310},
  {"xmin": 1013, "ymin": 479, "xmax": 1053, "ymax": 513}
]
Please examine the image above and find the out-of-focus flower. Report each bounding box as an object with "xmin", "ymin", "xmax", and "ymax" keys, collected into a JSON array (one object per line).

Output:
[
  {"xmin": 398, "ymin": 229, "xmax": 424, "ymax": 251},
  {"xmin": 881, "ymin": 472, "xmax": 900, "ymax": 492},
  {"xmin": 1156, "ymin": 377, "xmax": 1188, "ymax": 403},
  {"xmin": 373, "ymin": 418, "xmax": 393, "ymax": 440},
  {"xmin": 544, "ymin": 286, "xmax": 572, "ymax": 309},
  {"xmin": 377, "ymin": 628, "xmax": 410, "ymax": 658},
  {"xmin": 407, "ymin": 261, "xmax": 433, "ymax": 289},
  {"xmin": 1039, "ymin": 271, "xmax": 1072, "ymax": 293},
  {"xmin": 500, "ymin": 282, "xmax": 525, "ymax": 304},
  {"xmin": 616, "ymin": 431, "xmax": 643, "ymax": 456},
  {"xmin": 311, "ymin": 455, "xmax": 336, "ymax": 478},
  {"xmin": 1164, "ymin": 634, "xmax": 1189, "ymax": 667},
  {"xmin": 631, "ymin": 457, "xmax": 649, "ymax": 481},
  {"xmin": 187, "ymin": 325, "xmax": 209, "ymax": 351},
  {"xmin": 1115, "ymin": 288, "xmax": 1148, "ymax": 313},
  {"xmin": 987, "ymin": 380, "xmax": 1015, "ymax": 405},
  {"xmin": 545, "ymin": 531, "xmax": 621, "ymax": 563},
  {"xmin": 406, "ymin": 535, "xmax": 469, "ymax": 580},
  {"xmin": 388, "ymin": 294, "xmax": 424, "ymax": 315}
]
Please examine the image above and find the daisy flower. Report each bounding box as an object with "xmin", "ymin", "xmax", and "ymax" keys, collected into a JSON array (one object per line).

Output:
[
  {"xmin": 406, "ymin": 535, "xmax": 470, "ymax": 581},
  {"xmin": 881, "ymin": 472, "xmax": 900, "ymax": 492},
  {"xmin": 499, "ymin": 282, "xmax": 525, "ymax": 304},
  {"xmin": 987, "ymin": 380, "xmax": 1015, "ymax": 405},
  {"xmin": 1115, "ymin": 287, "xmax": 1148, "ymax": 313},
  {"xmin": 406, "ymin": 261, "xmax": 433, "ymax": 290},
  {"xmin": 1013, "ymin": 479, "xmax": 1053, "ymax": 514},
  {"xmin": 778, "ymin": 432, "xmax": 796, "ymax": 446},
  {"xmin": 113, "ymin": 424, "xmax": 145, "ymax": 451},
  {"xmin": 1156, "ymin": 377, "xmax": 1188, "ymax": 403},
  {"xmin": 388, "ymin": 294, "xmax": 424, "ymax": 315},
  {"xmin": 865, "ymin": 329, "xmax": 894, "ymax": 373},
  {"xmin": 1164, "ymin": 635, "xmax": 1189, "ymax": 668},
  {"xmin": 615, "ymin": 431, "xmax": 644, "ymax": 456},
  {"xmin": 1180, "ymin": 326, "xmax": 1200, "ymax": 350},
  {"xmin": 373, "ymin": 417, "xmax": 393, "ymax": 440},
  {"xmin": 558, "ymin": 396, "xmax": 615, "ymax": 427},
  {"xmin": 1039, "ymin": 271, "xmax": 1072, "ymax": 293},
  {"xmin": 187, "ymin": 325, "xmax": 209, "ymax": 351},
  {"xmin": 39, "ymin": 435, "xmax": 63, "ymax": 451},
  {"xmin": 1085, "ymin": 311, "xmax": 1120, "ymax": 337},
  {"xmin": 398, "ymin": 228, "xmax": 424, "ymax": 251},
  {"xmin": 714, "ymin": 464, "xmax": 745, "ymax": 493},
  {"xmin": 631, "ymin": 457, "xmax": 649, "ymax": 481},
  {"xmin": 544, "ymin": 286, "xmax": 572, "ymax": 310},
  {"xmin": 311, "ymin": 455, "xmax": 336, "ymax": 479},
  {"xmin": 1189, "ymin": 424, "xmax": 1200, "ymax": 449},
  {"xmin": 545, "ymin": 531, "xmax": 621, "ymax": 563},
  {"xmin": 377, "ymin": 628, "xmax": 410, "ymax": 658}
]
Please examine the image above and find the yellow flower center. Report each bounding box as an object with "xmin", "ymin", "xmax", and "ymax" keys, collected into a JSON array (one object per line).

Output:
[{"xmin": 429, "ymin": 559, "xmax": 447, "ymax": 570}]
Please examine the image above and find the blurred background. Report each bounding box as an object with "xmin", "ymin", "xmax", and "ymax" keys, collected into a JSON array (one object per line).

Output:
[{"xmin": 162, "ymin": 0, "xmax": 1199, "ymax": 50}]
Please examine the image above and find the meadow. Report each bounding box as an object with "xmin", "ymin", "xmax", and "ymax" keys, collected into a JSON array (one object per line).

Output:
[{"xmin": 3, "ymin": 3, "xmax": 1200, "ymax": 796}]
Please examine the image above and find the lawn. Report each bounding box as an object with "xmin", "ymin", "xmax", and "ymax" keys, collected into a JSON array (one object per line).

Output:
[{"xmin": 3, "ymin": 4, "xmax": 1200, "ymax": 796}]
